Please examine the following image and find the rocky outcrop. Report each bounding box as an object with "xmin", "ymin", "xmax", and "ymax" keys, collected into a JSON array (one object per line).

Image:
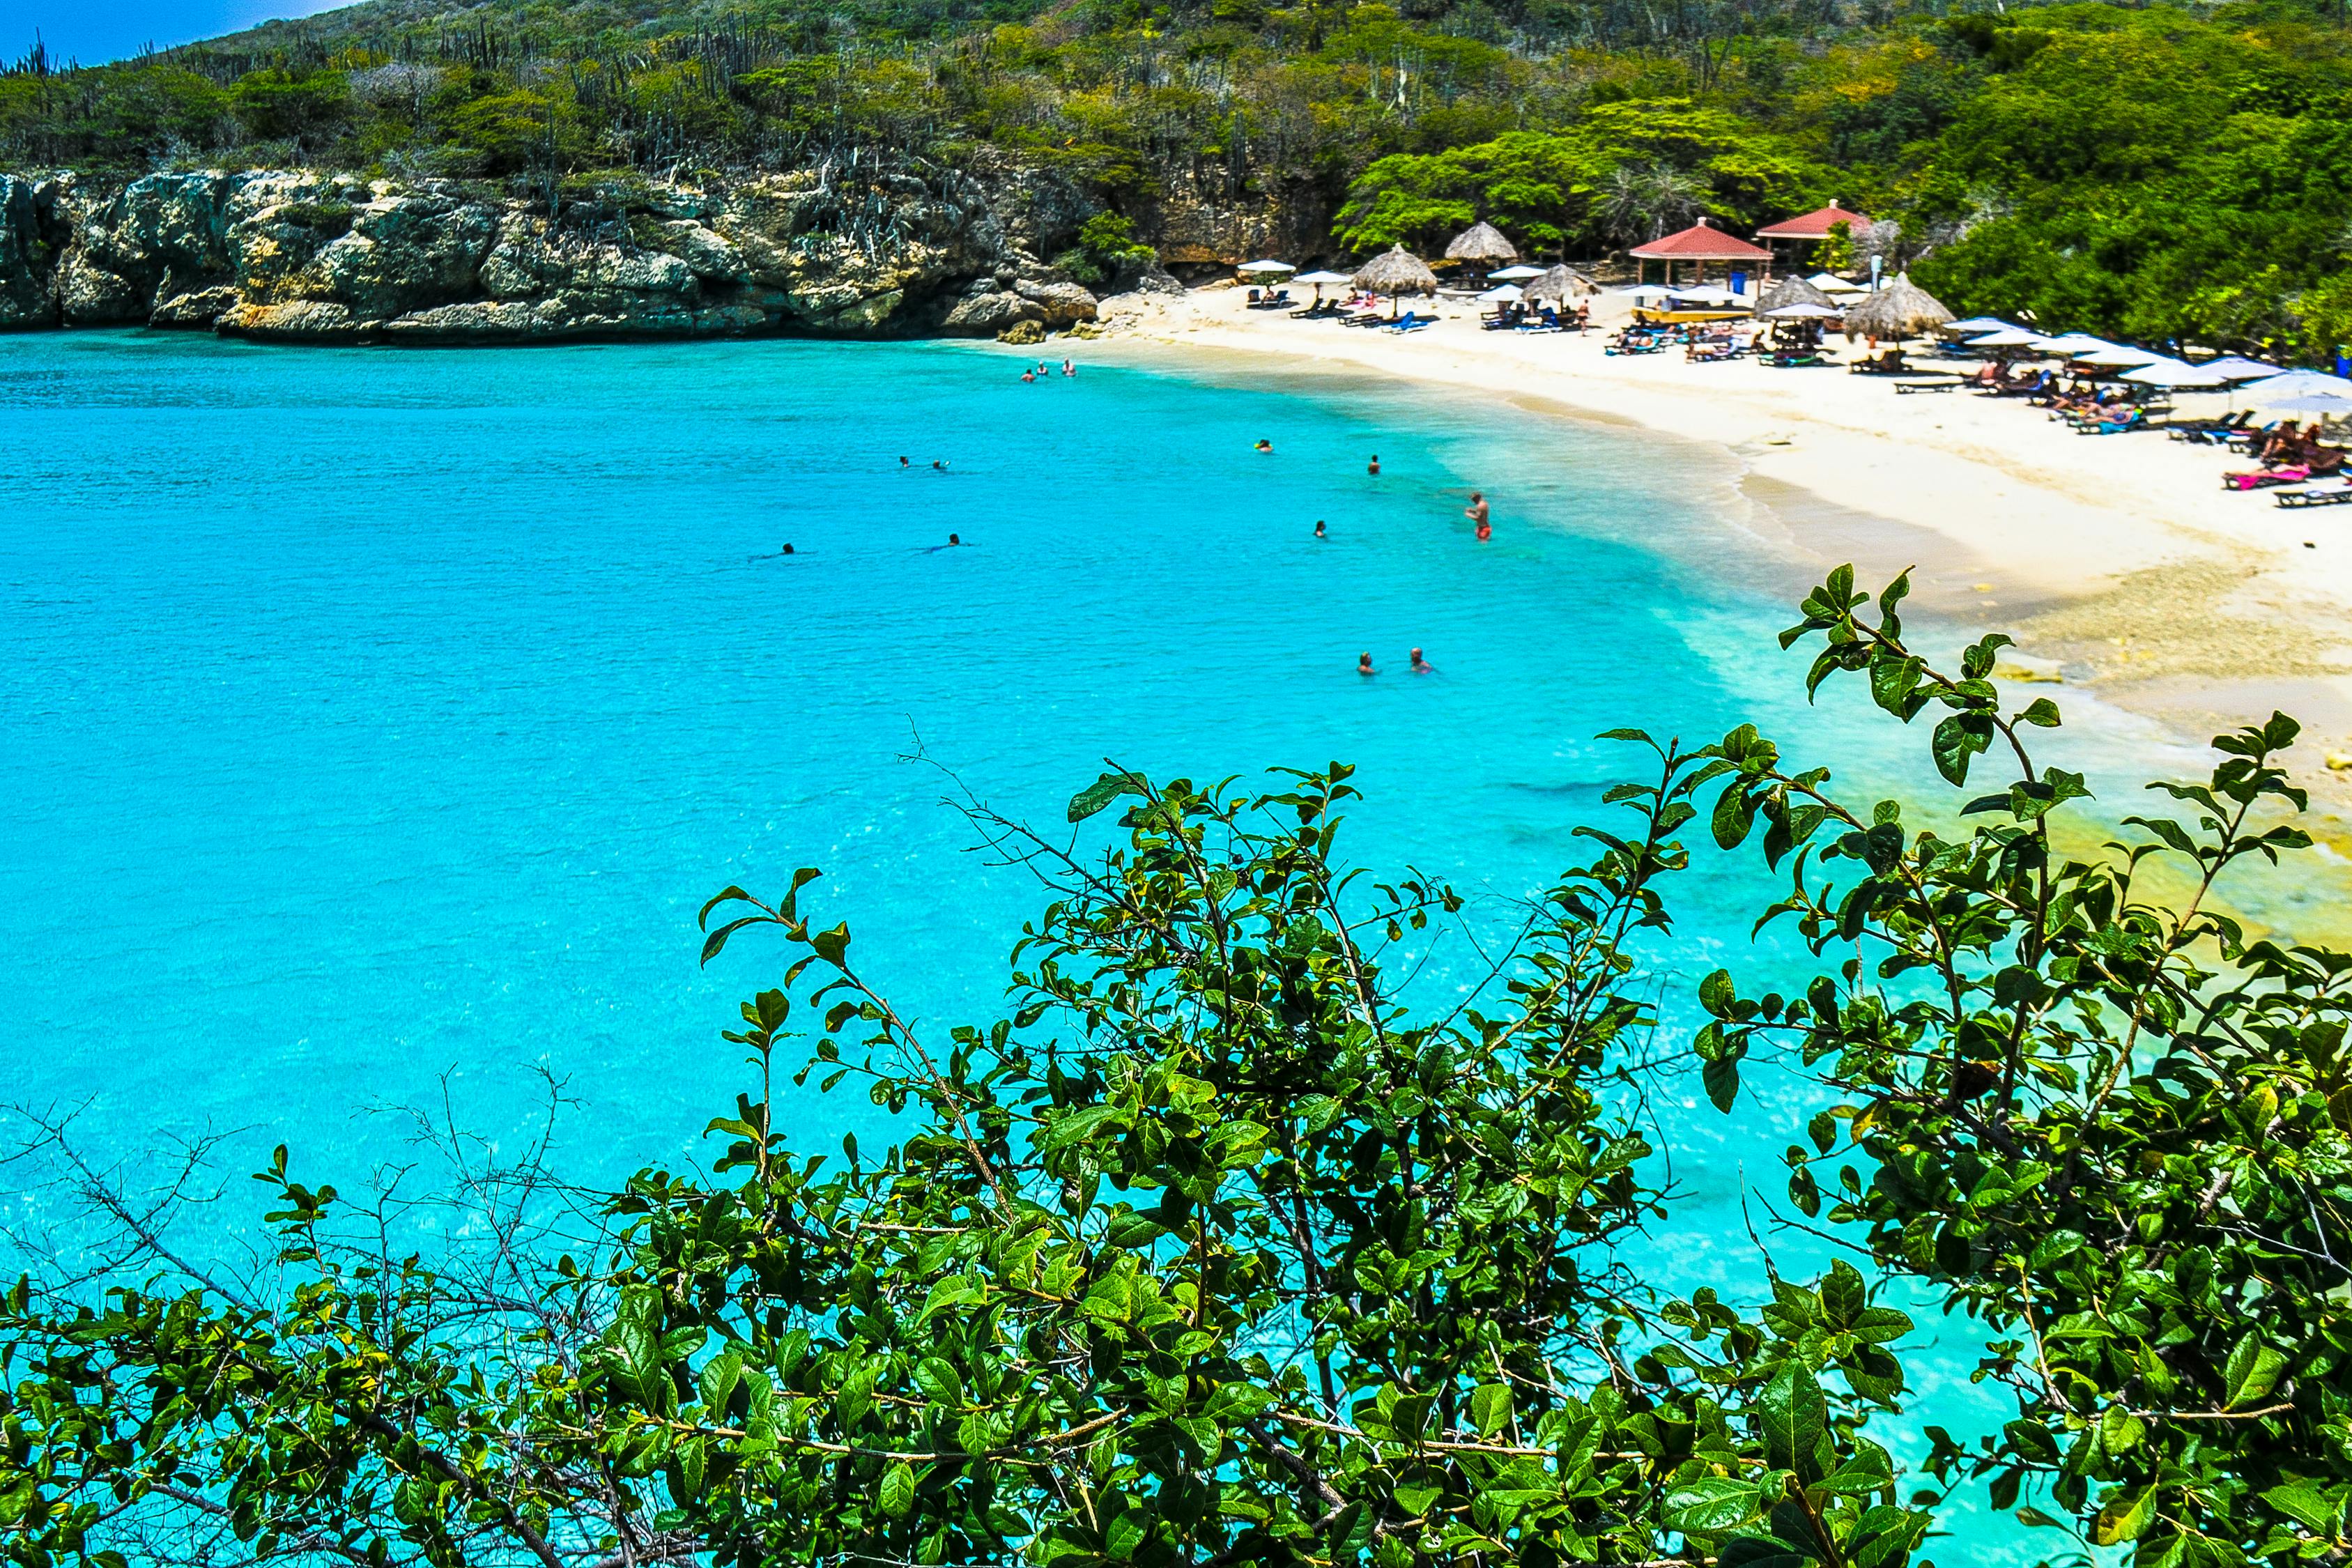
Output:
[{"xmin": 0, "ymin": 163, "xmax": 1109, "ymax": 344}]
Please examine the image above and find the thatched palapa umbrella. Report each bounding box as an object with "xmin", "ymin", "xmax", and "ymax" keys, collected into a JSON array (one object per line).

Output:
[
  {"xmin": 1756, "ymin": 274, "xmax": 1837, "ymax": 315},
  {"xmin": 1523, "ymin": 263, "xmax": 1598, "ymax": 309},
  {"xmin": 1842, "ymin": 274, "xmax": 1953, "ymax": 343},
  {"xmin": 1353, "ymin": 246, "xmax": 1440, "ymax": 317},
  {"xmin": 1445, "ymin": 221, "xmax": 1518, "ymax": 266}
]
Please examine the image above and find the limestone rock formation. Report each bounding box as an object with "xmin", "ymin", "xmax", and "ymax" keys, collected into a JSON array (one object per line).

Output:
[{"xmin": 0, "ymin": 160, "xmax": 1108, "ymax": 345}]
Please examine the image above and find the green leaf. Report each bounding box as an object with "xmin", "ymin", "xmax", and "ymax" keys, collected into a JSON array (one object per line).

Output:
[
  {"xmin": 2093, "ymin": 1484, "xmax": 2158, "ymax": 1545},
  {"xmin": 2262, "ymin": 1480, "xmax": 2340, "ymax": 1534},
  {"xmin": 2223, "ymin": 1332, "xmax": 2288, "ymax": 1408},
  {"xmin": 1703, "ymin": 1054, "xmax": 1742, "ymax": 1113},
  {"xmin": 914, "ymin": 1356, "xmax": 966, "ymax": 1408},
  {"xmin": 1761, "ymin": 1363, "xmax": 1828, "ymax": 1481},
  {"xmin": 1068, "ymin": 771, "xmax": 1139, "ymax": 822},
  {"xmin": 1931, "ymin": 712, "xmax": 1993, "ymax": 786},
  {"xmin": 879, "ymin": 1461, "xmax": 918, "ymax": 1518},
  {"xmin": 1666, "ymin": 1477, "xmax": 1761, "ymax": 1535},
  {"xmin": 1470, "ymin": 1382, "xmax": 1512, "ymax": 1437}
]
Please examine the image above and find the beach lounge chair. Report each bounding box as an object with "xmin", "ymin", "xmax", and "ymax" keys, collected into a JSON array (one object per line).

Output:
[
  {"xmin": 1850, "ymin": 350, "xmax": 1909, "ymax": 375},
  {"xmin": 2276, "ymin": 484, "xmax": 2352, "ymax": 507},
  {"xmin": 1384, "ymin": 312, "xmax": 1432, "ymax": 334},
  {"xmin": 1894, "ymin": 378, "xmax": 1963, "ymax": 394},
  {"xmin": 2169, "ymin": 411, "xmax": 2253, "ymax": 444},
  {"xmin": 2224, "ymin": 465, "xmax": 2312, "ymax": 491}
]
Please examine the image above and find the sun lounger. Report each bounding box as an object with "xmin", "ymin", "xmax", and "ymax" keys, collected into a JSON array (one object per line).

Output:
[
  {"xmin": 2224, "ymin": 466, "xmax": 2312, "ymax": 491},
  {"xmin": 1893, "ymin": 378, "xmax": 1963, "ymax": 394},
  {"xmin": 2277, "ymin": 484, "xmax": 2352, "ymax": 507},
  {"xmin": 1383, "ymin": 312, "xmax": 1431, "ymax": 333}
]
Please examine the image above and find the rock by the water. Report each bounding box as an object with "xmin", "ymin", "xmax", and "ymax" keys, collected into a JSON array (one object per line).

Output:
[
  {"xmin": 0, "ymin": 158, "xmax": 1111, "ymax": 345},
  {"xmin": 999, "ymin": 318, "xmax": 1047, "ymax": 344},
  {"xmin": 944, "ymin": 290, "xmax": 1043, "ymax": 335}
]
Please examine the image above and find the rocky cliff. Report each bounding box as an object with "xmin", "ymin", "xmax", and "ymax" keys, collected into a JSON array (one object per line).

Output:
[{"xmin": 0, "ymin": 162, "xmax": 1171, "ymax": 344}]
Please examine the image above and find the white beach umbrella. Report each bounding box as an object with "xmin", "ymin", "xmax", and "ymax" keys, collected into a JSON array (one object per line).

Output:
[
  {"xmin": 1615, "ymin": 284, "xmax": 1673, "ymax": 299},
  {"xmin": 2031, "ymin": 333, "xmax": 2112, "ymax": 354},
  {"xmin": 2075, "ymin": 344, "xmax": 2167, "ymax": 367},
  {"xmin": 2239, "ymin": 369, "xmax": 2352, "ymax": 406},
  {"xmin": 1293, "ymin": 270, "xmax": 1351, "ymax": 284},
  {"xmin": 1477, "ymin": 284, "xmax": 1525, "ymax": 302},
  {"xmin": 1487, "ymin": 264, "xmax": 1546, "ymax": 279},
  {"xmin": 1949, "ymin": 315, "xmax": 2022, "ymax": 333},
  {"xmin": 1967, "ymin": 330, "xmax": 2044, "ymax": 348},
  {"xmin": 1761, "ymin": 302, "xmax": 1840, "ymax": 319},
  {"xmin": 1670, "ymin": 285, "xmax": 1745, "ymax": 305},
  {"xmin": 2121, "ymin": 358, "xmax": 2230, "ymax": 389},
  {"xmin": 1808, "ymin": 272, "xmax": 1867, "ymax": 294},
  {"xmin": 1237, "ymin": 259, "xmax": 1296, "ymax": 274},
  {"xmin": 2195, "ymin": 355, "xmax": 2280, "ymax": 382},
  {"xmin": 2266, "ymin": 390, "xmax": 2352, "ymax": 415}
]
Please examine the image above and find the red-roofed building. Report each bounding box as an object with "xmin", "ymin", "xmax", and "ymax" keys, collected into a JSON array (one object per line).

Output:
[
  {"xmin": 1625, "ymin": 218, "xmax": 1773, "ymax": 286},
  {"xmin": 1755, "ymin": 201, "xmax": 1873, "ymax": 242}
]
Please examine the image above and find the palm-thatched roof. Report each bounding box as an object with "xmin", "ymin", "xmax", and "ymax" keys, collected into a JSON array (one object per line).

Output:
[
  {"xmin": 1842, "ymin": 275, "xmax": 1953, "ymax": 340},
  {"xmin": 1523, "ymin": 264, "xmax": 1599, "ymax": 305},
  {"xmin": 1444, "ymin": 221, "xmax": 1518, "ymax": 264},
  {"xmin": 1353, "ymin": 246, "xmax": 1440, "ymax": 295},
  {"xmin": 1757, "ymin": 274, "xmax": 1837, "ymax": 314}
]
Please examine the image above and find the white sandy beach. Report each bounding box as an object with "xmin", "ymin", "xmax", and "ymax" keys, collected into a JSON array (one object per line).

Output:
[{"xmin": 1095, "ymin": 284, "xmax": 2352, "ymax": 802}]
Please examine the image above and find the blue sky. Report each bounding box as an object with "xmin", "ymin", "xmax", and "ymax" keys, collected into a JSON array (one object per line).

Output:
[{"xmin": 6, "ymin": 0, "xmax": 348, "ymax": 65}]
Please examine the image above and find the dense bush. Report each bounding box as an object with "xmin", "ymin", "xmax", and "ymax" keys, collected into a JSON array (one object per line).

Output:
[{"xmin": 1, "ymin": 576, "xmax": 2344, "ymax": 1568}]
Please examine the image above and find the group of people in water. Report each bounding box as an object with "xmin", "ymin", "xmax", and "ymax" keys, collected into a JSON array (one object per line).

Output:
[
  {"xmin": 1293, "ymin": 447, "xmax": 1491, "ymax": 676},
  {"xmin": 1020, "ymin": 359, "xmax": 1078, "ymax": 383},
  {"xmin": 1358, "ymin": 648, "xmax": 1436, "ymax": 676}
]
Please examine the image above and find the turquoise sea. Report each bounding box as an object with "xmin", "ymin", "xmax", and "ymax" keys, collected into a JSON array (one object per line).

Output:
[{"xmin": 1, "ymin": 329, "xmax": 2215, "ymax": 1559}]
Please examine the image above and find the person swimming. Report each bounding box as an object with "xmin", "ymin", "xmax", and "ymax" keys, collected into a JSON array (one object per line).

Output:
[
  {"xmin": 1063, "ymin": 358, "xmax": 1075, "ymax": 376},
  {"xmin": 782, "ymin": 543, "xmax": 795, "ymax": 555},
  {"xmin": 1358, "ymin": 652, "xmax": 1376, "ymax": 677},
  {"xmin": 1255, "ymin": 438, "xmax": 1273, "ymax": 454},
  {"xmin": 948, "ymin": 532, "xmax": 962, "ymax": 546},
  {"xmin": 1367, "ymin": 454, "xmax": 1381, "ymax": 475},
  {"xmin": 1314, "ymin": 519, "xmax": 1327, "ymax": 539},
  {"xmin": 1022, "ymin": 369, "xmax": 1036, "ymax": 383},
  {"xmin": 899, "ymin": 456, "xmax": 909, "ymax": 468},
  {"xmin": 1411, "ymin": 647, "xmax": 1433, "ymax": 673},
  {"xmin": 932, "ymin": 459, "xmax": 948, "ymax": 470}
]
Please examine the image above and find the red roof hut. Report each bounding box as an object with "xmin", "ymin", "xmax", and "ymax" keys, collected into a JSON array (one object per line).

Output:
[
  {"xmin": 1626, "ymin": 218, "xmax": 1773, "ymax": 286},
  {"xmin": 1754, "ymin": 200, "xmax": 1873, "ymax": 243}
]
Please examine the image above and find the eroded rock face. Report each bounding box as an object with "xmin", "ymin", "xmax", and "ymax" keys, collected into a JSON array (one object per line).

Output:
[
  {"xmin": 0, "ymin": 163, "xmax": 1098, "ymax": 343},
  {"xmin": 0, "ymin": 177, "xmax": 63, "ymax": 326}
]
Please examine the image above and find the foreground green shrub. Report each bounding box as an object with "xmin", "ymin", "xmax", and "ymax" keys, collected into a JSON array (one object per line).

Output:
[{"xmin": 0, "ymin": 572, "xmax": 2342, "ymax": 1568}]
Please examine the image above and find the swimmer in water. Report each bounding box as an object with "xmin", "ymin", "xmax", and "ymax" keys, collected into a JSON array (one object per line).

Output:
[
  {"xmin": 1368, "ymin": 454, "xmax": 1381, "ymax": 475},
  {"xmin": 899, "ymin": 456, "xmax": 909, "ymax": 468},
  {"xmin": 948, "ymin": 532, "xmax": 962, "ymax": 546},
  {"xmin": 782, "ymin": 543, "xmax": 795, "ymax": 555},
  {"xmin": 1022, "ymin": 369, "xmax": 1036, "ymax": 382},
  {"xmin": 1358, "ymin": 651, "xmax": 1376, "ymax": 677},
  {"xmin": 1464, "ymin": 491, "xmax": 1489, "ymax": 528},
  {"xmin": 1063, "ymin": 358, "xmax": 1075, "ymax": 376},
  {"xmin": 932, "ymin": 459, "xmax": 948, "ymax": 470},
  {"xmin": 1254, "ymin": 438, "xmax": 1273, "ymax": 454},
  {"xmin": 1314, "ymin": 519, "xmax": 1327, "ymax": 539},
  {"xmin": 1411, "ymin": 647, "xmax": 1433, "ymax": 673}
]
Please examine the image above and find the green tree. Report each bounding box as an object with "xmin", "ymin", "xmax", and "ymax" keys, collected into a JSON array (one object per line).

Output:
[{"xmin": 1692, "ymin": 567, "xmax": 2352, "ymax": 1567}]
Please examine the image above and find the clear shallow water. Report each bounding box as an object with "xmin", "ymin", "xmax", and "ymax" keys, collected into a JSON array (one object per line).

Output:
[{"xmin": 3, "ymin": 328, "xmax": 2192, "ymax": 1558}]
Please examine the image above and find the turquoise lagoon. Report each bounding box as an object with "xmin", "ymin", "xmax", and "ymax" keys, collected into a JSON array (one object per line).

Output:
[{"xmin": 0, "ymin": 330, "xmax": 2204, "ymax": 1558}]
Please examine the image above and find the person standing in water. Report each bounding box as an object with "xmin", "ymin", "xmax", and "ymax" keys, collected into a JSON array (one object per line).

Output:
[
  {"xmin": 1314, "ymin": 519, "xmax": 1327, "ymax": 539},
  {"xmin": 1063, "ymin": 358, "xmax": 1075, "ymax": 376},
  {"xmin": 1358, "ymin": 652, "xmax": 1376, "ymax": 677},
  {"xmin": 1411, "ymin": 647, "xmax": 1433, "ymax": 672},
  {"xmin": 1465, "ymin": 491, "xmax": 1491, "ymax": 541},
  {"xmin": 1367, "ymin": 454, "xmax": 1381, "ymax": 475}
]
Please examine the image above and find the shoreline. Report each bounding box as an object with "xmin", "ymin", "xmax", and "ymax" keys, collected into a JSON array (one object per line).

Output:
[{"xmin": 1086, "ymin": 285, "xmax": 2352, "ymax": 813}]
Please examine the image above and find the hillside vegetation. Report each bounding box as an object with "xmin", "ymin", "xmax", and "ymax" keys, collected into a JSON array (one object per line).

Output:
[{"xmin": 6, "ymin": 0, "xmax": 2352, "ymax": 353}]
